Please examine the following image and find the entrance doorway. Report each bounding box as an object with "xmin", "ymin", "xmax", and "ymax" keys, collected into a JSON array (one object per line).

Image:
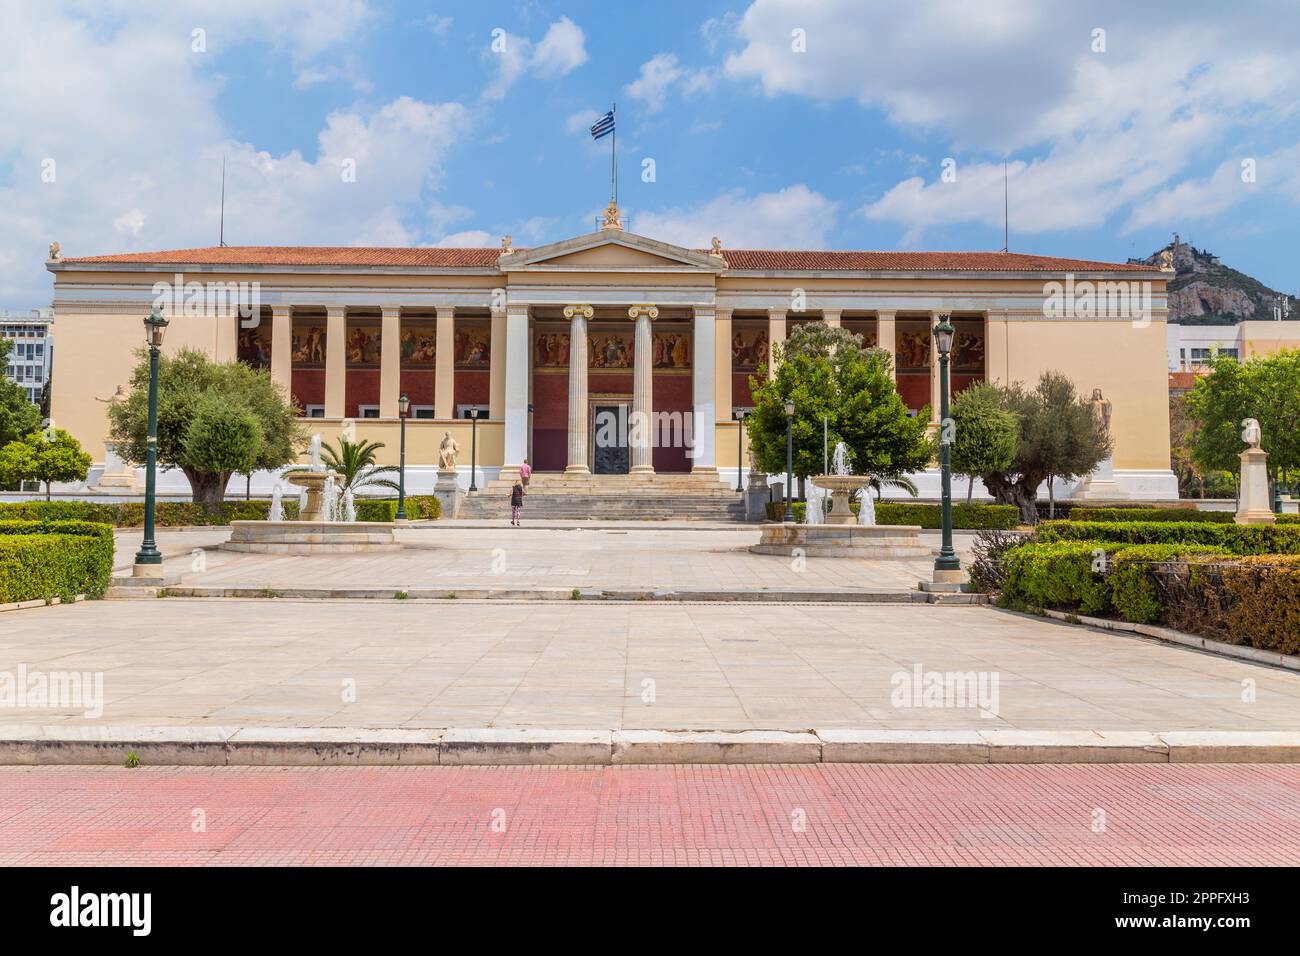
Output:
[{"xmin": 590, "ymin": 400, "xmax": 630, "ymax": 474}]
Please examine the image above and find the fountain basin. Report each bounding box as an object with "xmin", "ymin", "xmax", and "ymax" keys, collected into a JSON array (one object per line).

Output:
[
  {"xmin": 809, "ymin": 474, "xmax": 873, "ymax": 525},
  {"xmin": 282, "ymin": 468, "xmax": 340, "ymax": 522},
  {"xmin": 750, "ymin": 523, "xmax": 931, "ymax": 559},
  {"xmin": 222, "ymin": 520, "xmax": 401, "ymax": 555}
]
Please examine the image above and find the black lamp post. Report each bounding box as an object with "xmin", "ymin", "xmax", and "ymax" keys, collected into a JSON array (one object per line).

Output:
[
  {"xmin": 469, "ymin": 408, "xmax": 480, "ymax": 493},
  {"xmin": 932, "ymin": 316, "xmax": 961, "ymax": 576},
  {"xmin": 733, "ymin": 408, "xmax": 749, "ymax": 493},
  {"xmin": 133, "ymin": 309, "xmax": 169, "ymax": 571},
  {"xmin": 783, "ymin": 399, "xmax": 795, "ymax": 523},
  {"xmin": 395, "ymin": 393, "xmax": 410, "ymax": 520}
]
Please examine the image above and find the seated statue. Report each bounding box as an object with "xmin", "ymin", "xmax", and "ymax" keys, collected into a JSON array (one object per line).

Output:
[{"xmin": 438, "ymin": 431, "xmax": 460, "ymax": 471}]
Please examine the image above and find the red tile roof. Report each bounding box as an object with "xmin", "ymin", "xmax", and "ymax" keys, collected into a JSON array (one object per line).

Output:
[
  {"xmin": 62, "ymin": 245, "xmax": 1158, "ymax": 273},
  {"xmin": 64, "ymin": 246, "xmax": 503, "ymax": 267},
  {"xmin": 711, "ymin": 249, "xmax": 1159, "ymax": 273}
]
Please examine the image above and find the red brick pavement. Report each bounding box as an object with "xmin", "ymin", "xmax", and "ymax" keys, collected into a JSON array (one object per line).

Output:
[{"xmin": 1, "ymin": 764, "xmax": 1298, "ymax": 866}]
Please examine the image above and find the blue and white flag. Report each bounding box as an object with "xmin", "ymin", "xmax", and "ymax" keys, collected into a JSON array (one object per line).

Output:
[{"xmin": 589, "ymin": 110, "xmax": 615, "ymax": 140}]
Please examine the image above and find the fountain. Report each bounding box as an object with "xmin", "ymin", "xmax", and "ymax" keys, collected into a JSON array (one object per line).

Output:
[
  {"xmin": 752, "ymin": 441, "xmax": 930, "ymax": 559},
  {"xmin": 222, "ymin": 432, "xmax": 401, "ymax": 554}
]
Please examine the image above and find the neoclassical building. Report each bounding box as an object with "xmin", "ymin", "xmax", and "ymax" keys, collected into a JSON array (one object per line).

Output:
[{"xmin": 46, "ymin": 208, "xmax": 1177, "ymax": 498}]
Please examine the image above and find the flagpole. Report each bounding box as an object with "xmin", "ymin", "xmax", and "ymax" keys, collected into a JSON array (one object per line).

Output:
[{"xmin": 610, "ymin": 102, "xmax": 617, "ymax": 205}]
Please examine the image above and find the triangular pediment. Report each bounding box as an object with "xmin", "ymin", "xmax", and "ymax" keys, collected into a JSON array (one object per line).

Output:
[{"xmin": 499, "ymin": 230, "xmax": 724, "ymax": 273}]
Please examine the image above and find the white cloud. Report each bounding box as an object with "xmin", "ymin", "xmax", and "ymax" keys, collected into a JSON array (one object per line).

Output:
[
  {"xmin": 634, "ymin": 186, "xmax": 838, "ymax": 248},
  {"xmin": 483, "ymin": 17, "xmax": 588, "ymax": 100},
  {"xmin": 0, "ymin": 2, "xmax": 471, "ymax": 305},
  {"xmin": 433, "ymin": 230, "xmax": 493, "ymax": 247},
  {"xmin": 625, "ymin": 53, "xmax": 715, "ymax": 114},
  {"xmin": 722, "ymin": 0, "xmax": 1300, "ymax": 240}
]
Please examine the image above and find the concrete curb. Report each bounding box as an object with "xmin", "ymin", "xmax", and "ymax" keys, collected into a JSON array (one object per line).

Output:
[
  {"xmin": 146, "ymin": 585, "xmax": 988, "ymax": 605},
  {"xmin": 1039, "ymin": 608, "xmax": 1300, "ymax": 672},
  {"xmin": 0, "ymin": 594, "xmax": 85, "ymax": 614},
  {"xmin": 1, "ymin": 726, "xmax": 1297, "ymax": 766}
]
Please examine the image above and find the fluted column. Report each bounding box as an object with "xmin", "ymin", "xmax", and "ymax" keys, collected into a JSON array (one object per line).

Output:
[
  {"xmin": 564, "ymin": 304, "xmax": 593, "ymax": 473},
  {"xmin": 271, "ymin": 305, "xmax": 292, "ymax": 398},
  {"xmin": 876, "ymin": 310, "xmax": 896, "ymax": 382},
  {"xmin": 434, "ymin": 306, "xmax": 455, "ymax": 419},
  {"xmin": 628, "ymin": 303, "xmax": 658, "ymax": 475},
  {"xmin": 767, "ymin": 309, "xmax": 787, "ymax": 380},
  {"xmin": 379, "ymin": 306, "xmax": 400, "ymax": 418},
  {"xmin": 324, "ymin": 305, "xmax": 346, "ymax": 418}
]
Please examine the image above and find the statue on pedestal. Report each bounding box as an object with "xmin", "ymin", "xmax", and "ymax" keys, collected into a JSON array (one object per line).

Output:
[
  {"xmin": 438, "ymin": 431, "xmax": 460, "ymax": 472},
  {"xmin": 1236, "ymin": 418, "xmax": 1275, "ymax": 525}
]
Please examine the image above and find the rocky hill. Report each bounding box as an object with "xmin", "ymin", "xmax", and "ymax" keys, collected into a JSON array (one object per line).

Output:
[{"xmin": 1129, "ymin": 238, "xmax": 1297, "ymax": 325}]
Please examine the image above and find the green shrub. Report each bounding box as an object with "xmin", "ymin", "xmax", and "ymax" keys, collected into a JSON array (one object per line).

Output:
[
  {"xmin": 1107, "ymin": 544, "xmax": 1225, "ymax": 624},
  {"xmin": 0, "ymin": 520, "xmax": 115, "ymax": 602},
  {"xmin": 764, "ymin": 499, "xmax": 1017, "ymax": 529},
  {"xmin": 1154, "ymin": 554, "xmax": 1300, "ymax": 654},
  {"xmin": 0, "ymin": 494, "xmax": 439, "ymax": 527},
  {"xmin": 1036, "ymin": 520, "xmax": 1300, "ymax": 555},
  {"xmin": 1069, "ymin": 507, "xmax": 1234, "ymax": 523},
  {"xmin": 999, "ymin": 541, "xmax": 1111, "ymax": 615},
  {"xmin": 1278, "ymin": 514, "xmax": 1300, "ymax": 526},
  {"xmin": 0, "ymin": 501, "xmax": 117, "ymax": 524}
]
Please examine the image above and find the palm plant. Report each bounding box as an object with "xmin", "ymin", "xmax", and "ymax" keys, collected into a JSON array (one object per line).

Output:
[
  {"xmin": 864, "ymin": 474, "xmax": 919, "ymax": 500},
  {"xmin": 319, "ymin": 436, "xmax": 401, "ymax": 494}
]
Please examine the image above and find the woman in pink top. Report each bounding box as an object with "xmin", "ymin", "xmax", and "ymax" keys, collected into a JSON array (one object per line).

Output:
[{"xmin": 519, "ymin": 458, "xmax": 531, "ymax": 491}]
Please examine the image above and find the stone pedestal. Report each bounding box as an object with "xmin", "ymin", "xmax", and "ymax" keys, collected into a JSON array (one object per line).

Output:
[
  {"xmin": 1236, "ymin": 447, "xmax": 1276, "ymax": 525},
  {"xmin": 745, "ymin": 472, "xmax": 769, "ymax": 522},
  {"xmin": 1073, "ymin": 455, "xmax": 1121, "ymax": 500},
  {"xmin": 223, "ymin": 521, "xmax": 400, "ymax": 554},
  {"xmin": 751, "ymin": 524, "xmax": 931, "ymax": 559},
  {"xmin": 434, "ymin": 470, "xmax": 464, "ymax": 519},
  {"xmin": 96, "ymin": 442, "xmax": 138, "ymax": 491}
]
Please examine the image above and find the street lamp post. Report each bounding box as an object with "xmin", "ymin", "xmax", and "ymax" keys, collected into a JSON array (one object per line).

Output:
[
  {"xmin": 133, "ymin": 309, "xmax": 169, "ymax": 573},
  {"xmin": 932, "ymin": 316, "xmax": 961, "ymax": 578},
  {"xmin": 469, "ymin": 408, "xmax": 480, "ymax": 493},
  {"xmin": 395, "ymin": 393, "xmax": 410, "ymax": 521},
  {"xmin": 733, "ymin": 408, "xmax": 748, "ymax": 493},
  {"xmin": 783, "ymin": 399, "xmax": 795, "ymax": 523}
]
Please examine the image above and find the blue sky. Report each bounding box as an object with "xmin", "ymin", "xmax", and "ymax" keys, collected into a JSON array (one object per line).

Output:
[{"xmin": 3, "ymin": 0, "xmax": 1298, "ymax": 308}]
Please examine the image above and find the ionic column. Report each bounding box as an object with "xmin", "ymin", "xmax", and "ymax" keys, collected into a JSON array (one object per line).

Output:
[
  {"xmin": 379, "ymin": 306, "xmax": 401, "ymax": 418},
  {"xmin": 324, "ymin": 305, "xmax": 346, "ymax": 418},
  {"xmin": 488, "ymin": 306, "xmax": 506, "ymax": 420},
  {"xmin": 271, "ymin": 305, "xmax": 292, "ymax": 397},
  {"xmin": 713, "ymin": 306, "xmax": 733, "ymax": 427},
  {"xmin": 691, "ymin": 305, "xmax": 717, "ymax": 473},
  {"xmin": 628, "ymin": 304, "xmax": 658, "ymax": 475},
  {"xmin": 823, "ymin": 309, "xmax": 842, "ymax": 328},
  {"xmin": 876, "ymin": 310, "xmax": 896, "ymax": 382},
  {"xmin": 564, "ymin": 304, "xmax": 593, "ymax": 473},
  {"xmin": 767, "ymin": 309, "xmax": 787, "ymax": 380},
  {"xmin": 435, "ymin": 306, "xmax": 455, "ymax": 419},
  {"xmin": 502, "ymin": 303, "xmax": 530, "ymax": 473}
]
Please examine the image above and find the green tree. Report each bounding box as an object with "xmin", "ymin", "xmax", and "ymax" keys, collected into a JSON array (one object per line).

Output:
[
  {"xmin": 0, "ymin": 428, "xmax": 92, "ymax": 499},
  {"xmin": 0, "ymin": 340, "xmax": 42, "ymax": 447},
  {"xmin": 321, "ymin": 436, "xmax": 400, "ymax": 494},
  {"xmin": 977, "ymin": 372, "xmax": 1111, "ymax": 523},
  {"xmin": 108, "ymin": 347, "xmax": 305, "ymax": 506},
  {"xmin": 747, "ymin": 323, "xmax": 932, "ymax": 485},
  {"xmin": 1185, "ymin": 350, "xmax": 1300, "ymax": 501},
  {"xmin": 949, "ymin": 384, "xmax": 1018, "ymax": 502}
]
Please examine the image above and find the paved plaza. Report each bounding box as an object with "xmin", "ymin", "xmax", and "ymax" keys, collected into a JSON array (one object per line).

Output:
[
  {"xmin": 4, "ymin": 598, "xmax": 1299, "ymax": 732},
  {"xmin": 111, "ymin": 524, "xmax": 974, "ymax": 594},
  {"xmin": 3, "ymin": 763, "xmax": 1298, "ymax": 866}
]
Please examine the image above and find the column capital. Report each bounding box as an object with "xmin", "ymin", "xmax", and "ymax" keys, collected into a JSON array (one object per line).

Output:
[
  {"xmin": 628, "ymin": 303, "xmax": 659, "ymax": 320},
  {"xmin": 563, "ymin": 304, "xmax": 594, "ymax": 319},
  {"xmin": 271, "ymin": 303, "xmax": 292, "ymax": 317},
  {"xmin": 875, "ymin": 309, "xmax": 897, "ymax": 319},
  {"xmin": 326, "ymin": 304, "xmax": 346, "ymax": 316},
  {"xmin": 381, "ymin": 304, "xmax": 402, "ymax": 318},
  {"xmin": 435, "ymin": 305, "xmax": 455, "ymax": 319},
  {"xmin": 505, "ymin": 302, "xmax": 529, "ymax": 317},
  {"xmin": 768, "ymin": 308, "xmax": 788, "ymax": 319}
]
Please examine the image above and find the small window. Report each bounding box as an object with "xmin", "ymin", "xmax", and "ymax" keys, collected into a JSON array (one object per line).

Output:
[
  {"xmin": 357, "ymin": 405, "xmax": 380, "ymax": 419},
  {"xmin": 457, "ymin": 404, "xmax": 489, "ymax": 420},
  {"xmin": 412, "ymin": 405, "xmax": 436, "ymax": 420},
  {"xmin": 305, "ymin": 405, "xmax": 325, "ymax": 418}
]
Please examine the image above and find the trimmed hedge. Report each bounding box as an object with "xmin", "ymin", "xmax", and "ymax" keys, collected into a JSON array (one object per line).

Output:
[
  {"xmin": 1035, "ymin": 520, "xmax": 1300, "ymax": 555},
  {"xmin": 0, "ymin": 495, "xmax": 441, "ymax": 527},
  {"xmin": 0, "ymin": 520, "xmax": 115, "ymax": 603},
  {"xmin": 1151, "ymin": 555, "xmax": 1300, "ymax": 654},
  {"xmin": 764, "ymin": 500, "xmax": 1018, "ymax": 529},
  {"xmin": 1069, "ymin": 507, "xmax": 1235, "ymax": 523},
  {"xmin": 996, "ymin": 539, "xmax": 1223, "ymax": 622}
]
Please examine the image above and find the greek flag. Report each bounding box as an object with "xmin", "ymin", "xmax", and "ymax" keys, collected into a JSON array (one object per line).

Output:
[{"xmin": 589, "ymin": 110, "xmax": 615, "ymax": 140}]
